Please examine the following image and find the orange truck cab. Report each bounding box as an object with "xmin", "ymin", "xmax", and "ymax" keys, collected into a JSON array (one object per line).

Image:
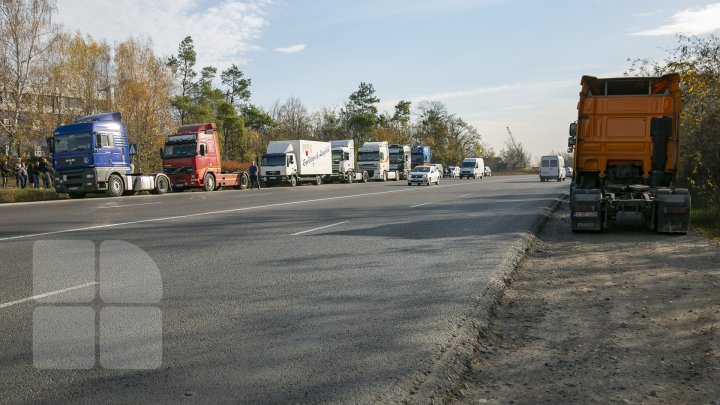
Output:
[{"xmin": 568, "ymin": 74, "xmax": 690, "ymax": 233}]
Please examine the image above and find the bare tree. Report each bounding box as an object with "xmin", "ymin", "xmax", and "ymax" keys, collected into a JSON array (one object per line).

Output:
[{"xmin": 0, "ymin": 0, "xmax": 57, "ymax": 154}]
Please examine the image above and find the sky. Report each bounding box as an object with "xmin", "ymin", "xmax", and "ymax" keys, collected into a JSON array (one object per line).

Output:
[{"xmin": 54, "ymin": 0, "xmax": 720, "ymax": 162}]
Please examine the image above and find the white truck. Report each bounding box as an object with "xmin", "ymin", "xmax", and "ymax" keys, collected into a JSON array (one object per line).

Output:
[
  {"xmin": 329, "ymin": 140, "xmax": 368, "ymax": 183},
  {"xmin": 357, "ymin": 141, "xmax": 400, "ymax": 181},
  {"xmin": 260, "ymin": 140, "xmax": 332, "ymax": 187},
  {"xmin": 459, "ymin": 157, "xmax": 485, "ymax": 179}
]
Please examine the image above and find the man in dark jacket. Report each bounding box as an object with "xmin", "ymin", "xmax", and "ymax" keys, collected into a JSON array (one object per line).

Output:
[
  {"xmin": 249, "ymin": 161, "xmax": 260, "ymax": 189},
  {"xmin": 0, "ymin": 159, "xmax": 9, "ymax": 189}
]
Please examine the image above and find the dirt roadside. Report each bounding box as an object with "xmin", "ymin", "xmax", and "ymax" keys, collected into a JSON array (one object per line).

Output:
[{"xmin": 453, "ymin": 198, "xmax": 720, "ymax": 404}]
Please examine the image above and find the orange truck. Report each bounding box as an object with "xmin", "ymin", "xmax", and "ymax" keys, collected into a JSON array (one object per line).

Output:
[
  {"xmin": 161, "ymin": 123, "xmax": 249, "ymax": 192},
  {"xmin": 568, "ymin": 73, "xmax": 690, "ymax": 233}
]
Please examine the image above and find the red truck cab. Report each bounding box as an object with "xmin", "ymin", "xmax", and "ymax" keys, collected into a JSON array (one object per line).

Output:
[{"xmin": 162, "ymin": 123, "xmax": 247, "ymax": 191}]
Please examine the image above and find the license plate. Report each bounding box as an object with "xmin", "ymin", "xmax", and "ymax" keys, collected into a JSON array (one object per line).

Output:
[
  {"xmin": 69, "ymin": 187, "xmax": 78, "ymax": 191},
  {"xmin": 574, "ymin": 212, "xmax": 598, "ymax": 217},
  {"xmin": 175, "ymin": 184, "xmax": 183, "ymax": 187},
  {"xmin": 269, "ymin": 176, "xmax": 277, "ymax": 180}
]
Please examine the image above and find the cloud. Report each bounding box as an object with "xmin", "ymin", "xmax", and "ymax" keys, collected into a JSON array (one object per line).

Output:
[
  {"xmin": 274, "ymin": 44, "xmax": 306, "ymax": 54},
  {"xmin": 54, "ymin": 0, "xmax": 272, "ymax": 69},
  {"xmin": 631, "ymin": 3, "xmax": 720, "ymax": 36}
]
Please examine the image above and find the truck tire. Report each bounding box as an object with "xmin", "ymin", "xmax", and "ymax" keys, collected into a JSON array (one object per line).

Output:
[
  {"xmin": 152, "ymin": 175, "xmax": 170, "ymax": 194},
  {"xmin": 315, "ymin": 175, "xmax": 322, "ymax": 185},
  {"xmin": 239, "ymin": 172, "xmax": 249, "ymax": 190},
  {"xmin": 290, "ymin": 176, "xmax": 297, "ymax": 187},
  {"xmin": 383, "ymin": 171, "xmax": 388, "ymax": 182},
  {"xmin": 107, "ymin": 174, "xmax": 125, "ymax": 197},
  {"xmin": 347, "ymin": 171, "xmax": 354, "ymax": 184},
  {"xmin": 394, "ymin": 171, "xmax": 399, "ymax": 181},
  {"xmin": 203, "ymin": 173, "xmax": 215, "ymax": 192},
  {"xmin": 361, "ymin": 171, "xmax": 368, "ymax": 183}
]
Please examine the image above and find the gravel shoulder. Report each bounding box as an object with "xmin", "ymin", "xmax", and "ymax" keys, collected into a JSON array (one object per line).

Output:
[{"xmin": 454, "ymin": 198, "xmax": 720, "ymax": 404}]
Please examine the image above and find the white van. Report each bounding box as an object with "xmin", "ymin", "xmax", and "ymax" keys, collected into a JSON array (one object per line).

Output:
[
  {"xmin": 459, "ymin": 157, "xmax": 484, "ymax": 179},
  {"xmin": 540, "ymin": 155, "xmax": 565, "ymax": 182}
]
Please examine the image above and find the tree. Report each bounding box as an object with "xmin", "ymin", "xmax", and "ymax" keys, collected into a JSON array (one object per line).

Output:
[
  {"xmin": 221, "ymin": 64, "xmax": 251, "ymax": 108},
  {"xmin": 113, "ymin": 37, "xmax": 174, "ymax": 172},
  {"xmin": 342, "ymin": 82, "xmax": 379, "ymax": 145},
  {"xmin": 501, "ymin": 128, "xmax": 530, "ymax": 170},
  {"xmin": 0, "ymin": 0, "xmax": 57, "ymax": 154},
  {"xmin": 270, "ymin": 96, "xmax": 311, "ymax": 140},
  {"xmin": 167, "ymin": 36, "xmax": 197, "ymax": 124}
]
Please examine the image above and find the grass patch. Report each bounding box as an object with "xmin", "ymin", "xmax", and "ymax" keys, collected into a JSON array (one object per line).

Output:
[
  {"xmin": 0, "ymin": 188, "xmax": 68, "ymax": 204},
  {"xmin": 691, "ymin": 205, "xmax": 720, "ymax": 242}
]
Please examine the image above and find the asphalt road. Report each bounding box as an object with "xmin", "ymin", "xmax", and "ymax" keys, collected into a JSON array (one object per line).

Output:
[{"xmin": 0, "ymin": 175, "xmax": 567, "ymax": 403}]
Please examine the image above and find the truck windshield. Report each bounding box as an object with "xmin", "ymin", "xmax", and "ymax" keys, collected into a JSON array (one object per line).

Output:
[
  {"xmin": 262, "ymin": 155, "xmax": 286, "ymax": 166},
  {"xmin": 390, "ymin": 154, "xmax": 403, "ymax": 163},
  {"xmin": 163, "ymin": 143, "xmax": 197, "ymax": 158},
  {"xmin": 332, "ymin": 150, "xmax": 342, "ymax": 163},
  {"xmin": 358, "ymin": 151, "xmax": 380, "ymax": 161},
  {"xmin": 54, "ymin": 132, "xmax": 92, "ymax": 153}
]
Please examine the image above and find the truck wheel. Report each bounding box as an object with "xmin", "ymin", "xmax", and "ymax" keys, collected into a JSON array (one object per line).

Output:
[
  {"xmin": 315, "ymin": 175, "xmax": 322, "ymax": 185},
  {"xmin": 290, "ymin": 176, "xmax": 297, "ymax": 187},
  {"xmin": 394, "ymin": 171, "xmax": 399, "ymax": 181},
  {"xmin": 107, "ymin": 174, "xmax": 124, "ymax": 197},
  {"xmin": 361, "ymin": 171, "xmax": 368, "ymax": 183},
  {"xmin": 203, "ymin": 173, "xmax": 215, "ymax": 191},
  {"xmin": 239, "ymin": 173, "xmax": 249, "ymax": 190},
  {"xmin": 383, "ymin": 171, "xmax": 388, "ymax": 182},
  {"xmin": 152, "ymin": 175, "xmax": 170, "ymax": 194}
]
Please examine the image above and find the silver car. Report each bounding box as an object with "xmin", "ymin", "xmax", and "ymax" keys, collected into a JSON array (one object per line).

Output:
[{"xmin": 408, "ymin": 165, "xmax": 440, "ymax": 186}]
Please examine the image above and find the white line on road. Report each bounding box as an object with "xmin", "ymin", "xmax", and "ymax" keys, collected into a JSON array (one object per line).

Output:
[
  {"xmin": 98, "ymin": 202, "xmax": 164, "ymax": 209},
  {"xmin": 410, "ymin": 202, "xmax": 433, "ymax": 208},
  {"xmin": 458, "ymin": 194, "xmax": 472, "ymax": 197},
  {"xmin": 0, "ymin": 282, "xmax": 98, "ymax": 310},
  {"xmin": 291, "ymin": 221, "xmax": 349, "ymax": 236}
]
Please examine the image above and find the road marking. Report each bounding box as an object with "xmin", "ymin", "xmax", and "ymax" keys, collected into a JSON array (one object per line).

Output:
[
  {"xmin": 459, "ymin": 194, "xmax": 472, "ymax": 197},
  {"xmin": 410, "ymin": 202, "xmax": 433, "ymax": 208},
  {"xmin": 98, "ymin": 202, "xmax": 163, "ymax": 209},
  {"xmin": 0, "ymin": 282, "xmax": 98, "ymax": 310},
  {"xmin": 0, "ymin": 179, "xmax": 528, "ymax": 242},
  {"xmin": 291, "ymin": 221, "xmax": 349, "ymax": 236}
]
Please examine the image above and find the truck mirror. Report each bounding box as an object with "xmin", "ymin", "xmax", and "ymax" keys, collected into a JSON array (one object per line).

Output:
[
  {"xmin": 567, "ymin": 147, "xmax": 574, "ymax": 153},
  {"xmin": 46, "ymin": 138, "xmax": 54, "ymax": 154},
  {"xmin": 159, "ymin": 148, "xmax": 164, "ymax": 159},
  {"xmin": 569, "ymin": 122, "xmax": 577, "ymax": 137},
  {"xmin": 568, "ymin": 136, "xmax": 576, "ymax": 146}
]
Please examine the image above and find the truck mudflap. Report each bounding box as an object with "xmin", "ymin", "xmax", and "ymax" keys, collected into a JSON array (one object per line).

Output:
[
  {"xmin": 655, "ymin": 188, "xmax": 691, "ymax": 234},
  {"xmin": 571, "ymin": 189, "xmax": 603, "ymax": 232}
]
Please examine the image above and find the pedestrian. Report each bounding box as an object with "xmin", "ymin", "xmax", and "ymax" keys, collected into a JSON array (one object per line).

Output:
[
  {"xmin": 30, "ymin": 162, "xmax": 40, "ymax": 189},
  {"xmin": 0, "ymin": 158, "xmax": 9, "ymax": 189},
  {"xmin": 13, "ymin": 157, "xmax": 22, "ymax": 188},
  {"xmin": 19, "ymin": 163, "xmax": 28, "ymax": 189},
  {"xmin": 249, "ymin": 161, "xmax": 260, "ymax": 189},
  {"xmin": 38, "ymin": 158, "xmax": 50, "ymax": 189}
]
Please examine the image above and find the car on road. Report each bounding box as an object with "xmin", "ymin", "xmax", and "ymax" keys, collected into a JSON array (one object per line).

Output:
[
  {"xmin": 408, "ymin": 165, "xmax": 440, "ymax": 186},
  {"xmin": 447, "ymin": 166, "xmax": 460, "ymax": 178},
  {"xmin": 484, "ymin": 166, "xmax": 492, "ymax": 177}
]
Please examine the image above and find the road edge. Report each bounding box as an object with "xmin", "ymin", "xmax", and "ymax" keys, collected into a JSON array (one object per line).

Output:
[{"xmin": 403, "ymin": 193, "xmax": 567, "ymax": 403}]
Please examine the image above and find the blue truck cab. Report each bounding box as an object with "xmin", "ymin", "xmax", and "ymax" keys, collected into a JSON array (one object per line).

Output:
[
  {"xmin": 411, "ymin": 145, "xmax": 431, "ymax": 168},
  {"xmin": 50, "ymin": 112, "xmax": 169, "ymax": 198}
]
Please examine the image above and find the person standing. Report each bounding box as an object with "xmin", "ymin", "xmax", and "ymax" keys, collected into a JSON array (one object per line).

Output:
[
  {"xmin": 19, "ymin": 163, "xmax": 28, "ymax": 189},
  {"xmin": 38, "ymin": 158, "xmax": 50, "ymax": 189},
  {"xmin": 0, "ymin": 159, "xmax": 9, "ymax": 189},
  {"xmin": 249, "ymin": 161, "xmax": 260, "ymax": 189},
  {"xmin": 13, "ymin": 157, "xmax": 22, "ymax": 188},
  {"xmin": 30, "ymin": 162, "xmax": 40, "ymax": 189}
]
